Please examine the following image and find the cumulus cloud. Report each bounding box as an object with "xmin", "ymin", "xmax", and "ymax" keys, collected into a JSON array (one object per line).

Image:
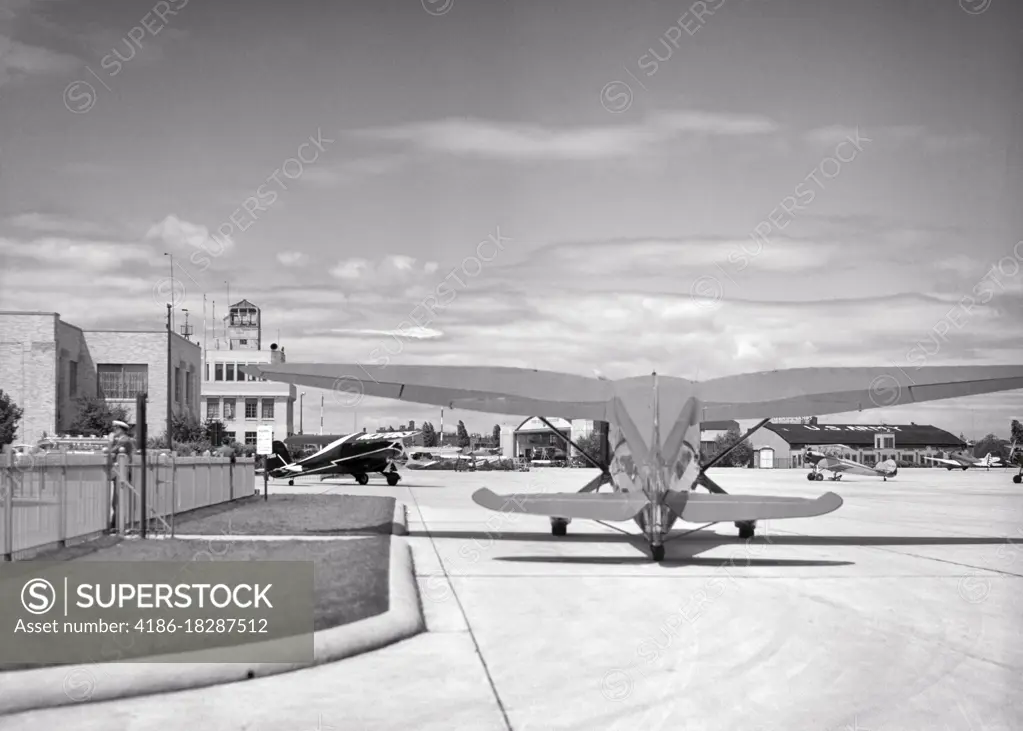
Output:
[
  {"xmin": 276, "ymin": 251, "xmax": 307, "ymax": 266},
  {"xmin": 145, "ymin": 214, "xmax": 234, "ymax": 254},
  {"xmin": 329, "ymin": 255, "xmax": 440, "ymax": 286}
]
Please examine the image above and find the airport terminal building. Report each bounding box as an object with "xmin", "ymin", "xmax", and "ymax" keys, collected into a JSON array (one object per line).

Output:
[{"xmin": 753, "ymin": 421, "xmax": 966, "ymax": 469}]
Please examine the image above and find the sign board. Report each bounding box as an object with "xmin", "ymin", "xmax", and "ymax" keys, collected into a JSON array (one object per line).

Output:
[{"xmin": 256, "ymin": 425, "xmax": 274, "ymax": 455}]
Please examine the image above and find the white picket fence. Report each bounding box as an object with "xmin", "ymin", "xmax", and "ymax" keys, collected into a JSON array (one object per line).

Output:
[{"xmin": 0, "ymin": 452, "xmax": 255, "ymax": 560}]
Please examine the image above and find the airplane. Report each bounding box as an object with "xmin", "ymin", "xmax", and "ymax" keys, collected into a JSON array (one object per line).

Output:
[
  {"xmin": 240, "ymin": 363, "xmax": 1023, "ymax": 561},
  {"xmin": 260, "ymin": 430, "xmax": 419, "ymax": 486},
  {"xmin": 803, "ymin": 447, "xmax": 897, "ymax": 481},
  {"xmin": 922, "ymin": 451, "xmax": 1002, "ymax": 471}
]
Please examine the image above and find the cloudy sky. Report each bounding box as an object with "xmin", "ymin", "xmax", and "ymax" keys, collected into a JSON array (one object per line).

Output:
[{"xmin": 1, "ymin": 0, "xmax": 1020, "ymax": 439}]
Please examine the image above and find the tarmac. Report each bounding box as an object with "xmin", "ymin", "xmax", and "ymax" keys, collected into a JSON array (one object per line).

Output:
[{"xmin": 1, "ymin": 467, "xmax": 1021, "ymax": 730}]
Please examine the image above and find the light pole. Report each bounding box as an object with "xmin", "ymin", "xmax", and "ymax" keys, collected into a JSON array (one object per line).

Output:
[{"xmin": 300, "ymin": 392, "xmax": 305, "ymax": 434}]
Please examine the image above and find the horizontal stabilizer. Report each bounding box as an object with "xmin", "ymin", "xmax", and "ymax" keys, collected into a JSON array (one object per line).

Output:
[
  {"xmin": 668, "ymin": 491, "xmax": 843, "ymax": 523},
  {"xmin": 472, "ymin": 488, "xmax": 649, "ymax": 522}
]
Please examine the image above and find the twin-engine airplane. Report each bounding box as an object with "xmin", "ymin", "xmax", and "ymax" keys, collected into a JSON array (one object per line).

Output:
[
  {"xmin": 261, "ymin": 430, "xmax": 419, "ymax": 486},
  {"xmin": 922, "ymin": 451, "xmax": 1002, "ymax": 470},
  {"xmin": 804, "ymin": 448, "xmax": 898, "ymax": 481},
  {"xmin": 241, "ymin": 363, "xmax": 1023, "ymax": 561}
]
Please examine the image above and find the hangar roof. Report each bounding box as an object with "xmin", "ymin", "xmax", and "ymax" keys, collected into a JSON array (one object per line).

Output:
[{"xmin": 764, "ymin": 423, "xmax": 964, "ymax": 448}]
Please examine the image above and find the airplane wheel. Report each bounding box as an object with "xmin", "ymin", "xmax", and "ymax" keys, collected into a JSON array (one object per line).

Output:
[
  {"xmin": 651, "ymin": 544, "xmax": 666, "ymax": 562},
  {"xmin": 816, "ymin": 473, "xmax": 824, "ymax": 481},
  {"xmin": 736, "ymin": 521, "xmax": 755, "ymax": 540},
  {"xmin": 355, "ymin": 474, "xmax": 369, "ymax": 485},
  {"xmin": 947, "ymin": 466, "xmax": 953, "ymax": 471},
  {"xmin": 551, "ymin": 518, "xmax": 568, "ymax": 536},
  {"xmin": 1014, "ymin": 475, "xmax": 1021, "ymax": 484},
  {"xmin": 962, "ymin": 466, "xmax": 968, "ymax": 471},
  {"xmin": 386, "ymin": 472, "xmax": 400, "ymax": 486},
  {"xmin": 807, "ymin": 473, "xmax": 816, "ymax": 481},
  {"xmin": 288, "ymin": 480, "xmax": 294, "ymax": 486}
]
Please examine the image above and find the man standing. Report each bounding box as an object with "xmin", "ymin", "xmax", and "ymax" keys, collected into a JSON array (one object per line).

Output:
[{"xmin": 106, "ymin": 420, "xmax": 136, "ymax": 530}]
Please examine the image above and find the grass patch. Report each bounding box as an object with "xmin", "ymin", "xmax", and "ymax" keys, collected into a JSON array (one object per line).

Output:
[
  {"xmin": 172, "ymin": 494, "xmax": 397, "ymax": 536},
  {"xmin": 0, "ymin": 536, "xmax": 390, "ymax": 670}
]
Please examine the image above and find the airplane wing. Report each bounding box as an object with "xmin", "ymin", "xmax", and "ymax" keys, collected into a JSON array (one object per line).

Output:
[
  {"xmin": 697, "ymin": 366, "xmax": 1023, "ymax": 421},
  {"xmin": 242, "ymin": 364, "xmax": 1023, "ymax": 424},
  {"xmin": 472, "ymin": 487, "xmax": 649, "ymax": 522},
  {"xmin": 921, "ymin": 456, "xmax": 961, "ymax": 466},
  {"xmin": 666, "ymin": 491, "xmax": 843, "ymax": 523}
]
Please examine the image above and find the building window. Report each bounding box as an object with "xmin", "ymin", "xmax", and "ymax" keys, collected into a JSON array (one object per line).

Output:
[
  {"xmin": 69, "ymin": 361, "xmax": 78, "ymax": 397},
  {"xmin": 215, "ymin": 363, "xmax": 223, "ymax": 381},
  {"xmin": 225, "ymin": 431, "xmax": 236, "ymax": 444},
  {"xmin": 97, "ymin": 364, "xmax": 148, "ymax": 399},
  {"xmin": 262, "ymin": 399, "xmax": 275, "ymax": 419},
  {"xmin": 240, "ymin": 339, "xmax": 248, "ymax": 345},
  {"xmin": 224, "ymin": 399, "xmax": 236, "ymax": 420},
  {"xmin": 205, "ymin": 363, "xmax": 209, "ymax": 382},
  {"xmin": 207, "ymin": 399, "xmax": 220, "ymax": 419},
  {"xmin": 226, "ymin": 364, "xmax": 235, "ymax": 382},
  {"xmin": 245, "ymin": 398, "xmax": 258, "ymax": 419},
  {"xmin": 244, "ymin": 431, "xmax": 257, "ymax": 445},
  {"xmin": 186, "ymin": 370, "xmax": 192, "ymax": 406}
]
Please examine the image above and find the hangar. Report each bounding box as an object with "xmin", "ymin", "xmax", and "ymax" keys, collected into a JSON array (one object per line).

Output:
[
  {"xmin": 508, "ymin": 417, "xmax": 743, "ymax": 462},
  {"xmin": 753, "ymin": 421, "xmax": 966, "ymax": 469}
]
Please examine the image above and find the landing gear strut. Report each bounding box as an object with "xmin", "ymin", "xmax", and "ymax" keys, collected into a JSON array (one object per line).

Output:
[
  {"xmin": 550, "ymin": 517, "xmax": 569, "ymax": 536},
  {"xmin": 736, "ymin": 521, "xmax": 756, "ymax": 540}
]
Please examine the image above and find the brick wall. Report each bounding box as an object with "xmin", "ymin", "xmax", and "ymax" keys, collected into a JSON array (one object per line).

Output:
[
  {"xmin": 0, "ymin": 313, "xmax": 58, "ymax": 443},
  {"xmin": 85, "ymin": 331, "xmax": 201, "ymax": 440}
]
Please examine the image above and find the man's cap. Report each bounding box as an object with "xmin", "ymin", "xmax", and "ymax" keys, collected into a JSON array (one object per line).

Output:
[{"xmin": 112, "ymin": 420, "xmax": 130, "ymax": 430}]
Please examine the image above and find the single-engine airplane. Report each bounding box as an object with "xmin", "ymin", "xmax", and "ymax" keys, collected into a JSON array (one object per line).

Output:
[
  {"xmin": 260, "ymin": 430, "xmax": 418, "ymax": 486},
  {"xmin": 241, "ymin": 363, "xmax": 1023, "ymax": 561},
  {"xmin": 922, "ymin": 451, "xmax": 1002, "ymax": 471},
  {"xmin": 804, "ymin": 448, "xmax": 898, "ymax": 481}
]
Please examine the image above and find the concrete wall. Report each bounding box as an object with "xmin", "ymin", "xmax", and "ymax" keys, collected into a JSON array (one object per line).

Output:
[
  {"xmin": 201, "ymin": 347, "xmax": 295, "ymax": 441},
  {"xmin": 0, "ymin": 312, "xmax": 58, "ymax": 443}
]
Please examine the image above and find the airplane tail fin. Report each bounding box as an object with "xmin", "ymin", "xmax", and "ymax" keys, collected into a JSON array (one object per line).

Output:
[
  {"xmin": 267, "ymin": 440, "xmax": 292, "ymax": 472},
  {"xmin": 878, "ymin": 458, "xmax": 898, "ymax": 477}
]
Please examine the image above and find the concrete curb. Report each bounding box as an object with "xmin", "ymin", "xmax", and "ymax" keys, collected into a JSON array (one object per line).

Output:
[
  {"xmin": 392, "ymin": 501, "xmax": 408, "ymax": 536},
  {"xmin": 0, "ymin": 540, "xmax": 425, "ymax": 717}
]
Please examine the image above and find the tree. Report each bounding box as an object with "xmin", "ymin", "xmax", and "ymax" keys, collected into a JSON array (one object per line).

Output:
[
  {"xmin": 64, "ymin": 396, "xmax": 129, "ymax": 437},
  {"xmin": 972, "ymin": 432, "xmax": 1011, "ymax": 462},
  {"xmin": 492, "ymin": 424, "xmax": 501, "ymax": 446},
  {"xmin": 713, "ymin": 427, "xmax": 754, "ymax": 467},
  {"xmin": 574, "ymin": 431, "xmax": 603, "ymax": 462},
  {"xmin": 0, "ymin": 390, "xmax": 24, "ymax": 447},
  {"xmin": 170, "ymin": 411, "xmax": 205, "ymax": 443},
  {"xmin": 421, "ymin": 422, "xmax": 438, "ymax": 447},
  {"xmin": 456, "ymin": 420, "xmax": 470, "ymax": 448}
]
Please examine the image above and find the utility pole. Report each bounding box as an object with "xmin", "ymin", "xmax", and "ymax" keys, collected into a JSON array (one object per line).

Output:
[
  {"xmin": 166, "ymin": 304, "xmax": 173, "ymax": 453},
  {"xmin": 300, "ymin": 392, "xmax": 305, "ymax": 434},
  {"xmin": 320, "ymin": 395, "xmax": 324, "ymax": 435}
]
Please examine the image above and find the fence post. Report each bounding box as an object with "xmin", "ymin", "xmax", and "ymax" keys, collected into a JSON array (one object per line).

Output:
[
  {"xmin": 3, "ymin": 451, "xmax": 13, "ymax": 561},
  {"xmin": 170, "ymin": 453, "xmax": 177, "ymax": 537},
  {"xmin": 58, "ymin": 452, "xmax": 68, "ymax": 548},
  {"xmin": 116, "ymin": 455, "xmax": 128, "ymax": 535},
  {"xmin": 229, "ymin": 457, "xmax": 234, "ymax": 501}
]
